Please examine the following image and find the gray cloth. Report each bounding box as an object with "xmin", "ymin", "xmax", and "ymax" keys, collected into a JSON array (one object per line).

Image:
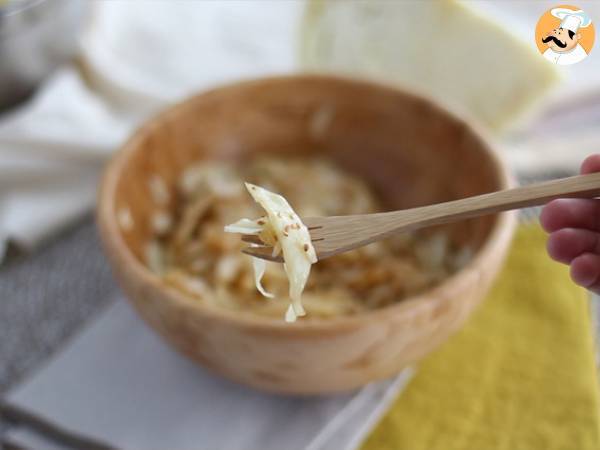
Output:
[
  {"xmin": 0, "ymin": 217, "xmax": 413, "ymax": 449},
  {"xmin": 3, "ymin": 298, "xmax": 412, "ymax": 450},
  {"xmin": 0, "ymin": 217, "xmax": 116, "ymax": 393}
]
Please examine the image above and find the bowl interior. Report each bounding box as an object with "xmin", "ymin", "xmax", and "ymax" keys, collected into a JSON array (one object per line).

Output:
[{"xmin": 109, "ymin": 76, "xmax": 503, "ymax": 274}]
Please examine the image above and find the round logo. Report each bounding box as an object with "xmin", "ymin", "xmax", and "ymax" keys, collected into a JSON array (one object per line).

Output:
[{"xmin": 535, "ymin": 5, "xmax": 595, "ymax": 65}]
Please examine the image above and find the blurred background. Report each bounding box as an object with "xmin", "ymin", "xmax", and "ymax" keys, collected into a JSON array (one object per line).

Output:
[{"xmin": 1, "ymin": 1, "xmax": 600, "ymax": 448}]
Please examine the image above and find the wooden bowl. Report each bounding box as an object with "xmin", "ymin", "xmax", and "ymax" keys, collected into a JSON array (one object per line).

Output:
[{"xmin": 98, "ymin": 75, "xmax": 516, "ymax": 395}]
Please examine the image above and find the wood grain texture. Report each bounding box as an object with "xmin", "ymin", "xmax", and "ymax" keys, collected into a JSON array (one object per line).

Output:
[
  {"xmin": 97, "ymin": 75, "xmax": 516, "ymax": 394},
  {"xmin": 247, "ymin": 173, "xmax": 600, "ymax": 262}
]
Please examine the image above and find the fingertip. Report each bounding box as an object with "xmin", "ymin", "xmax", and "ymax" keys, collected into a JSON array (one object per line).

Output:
[
  {"xmin": 539, "ymin": 204, "xmax": 553, "ymax": 232},
  {"xmin": 540, "ymin": 199, "xmax": 568, "ymax": 232},
  {"xmin": 539, "ymin": 198, "xmax": 600, "ymax": 232},
  {"xmin": 570, "ymin": 253, "xmax": 600, "ymax": 288},
  {"xmin": 580, "ymin": 154, "xmax": 600, "ymax": 175},
  {"xmin": 546, "ymin": 228, "xmax": 594, "ymax": 264},
  {"xmin": 546, "ymin": 231, "xmax": 566, "ymax": 263}
]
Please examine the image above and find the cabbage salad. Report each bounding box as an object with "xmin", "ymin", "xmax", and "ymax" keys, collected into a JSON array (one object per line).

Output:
[{"xmin": 225, "ymin": 183, "xmax": 317, "ymax": 322}]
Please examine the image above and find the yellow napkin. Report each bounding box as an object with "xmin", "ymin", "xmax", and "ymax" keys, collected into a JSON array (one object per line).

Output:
[{"xmin": 363, "ymin": 225, "xmax": 600, "ymax": 450}]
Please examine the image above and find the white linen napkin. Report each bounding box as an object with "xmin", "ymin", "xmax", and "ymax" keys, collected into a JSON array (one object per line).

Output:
[
  {"xmin": 0, "ymin": 68, "xmax": 130, "ymax": 260},
  {"xmin": 2, "ymin": 0, "xmax": 599, "ymax": 261},
  {"xmin": 0, "ymin": 0, "xmax": 302, "ymax": 260},
  {"xmin": 4, "ymin": 298, "xmax": 413, "ymax": 450}
]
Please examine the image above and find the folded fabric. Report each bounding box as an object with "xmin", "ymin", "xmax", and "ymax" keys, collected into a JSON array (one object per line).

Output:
[
  {"xmin": 363, "ymin": 225, "xmax": 600, "ymax": 450},
  {"xmin": 1, "ymin": 0, "xmax": 599, "ymax": 262},
  {"xmin": 0, "ymin": 68, "xmax": 129, "ymax": 259},
  {"xmin": 0, "ymin": 0, "xmax": 301, "ymax": 261},
  {"xmin": 3, "ymin": 297, "xmax": 412, "ymax": 450}
]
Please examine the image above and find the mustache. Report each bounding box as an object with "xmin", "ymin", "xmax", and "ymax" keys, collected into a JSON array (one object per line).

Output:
[{"xmin": 542, "ymin": 35, "xmax": 567, "ymax": 48}]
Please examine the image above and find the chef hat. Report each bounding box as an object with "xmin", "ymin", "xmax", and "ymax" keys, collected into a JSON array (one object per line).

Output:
[{"xmin": 551, "ymin": 8, "xmax": 592, "ymax": 33}]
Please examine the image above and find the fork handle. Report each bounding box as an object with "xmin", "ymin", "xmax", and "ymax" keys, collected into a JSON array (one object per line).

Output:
[{"xmin": 384, "ymin": 172, "xmax": 600, "ymax": 231}]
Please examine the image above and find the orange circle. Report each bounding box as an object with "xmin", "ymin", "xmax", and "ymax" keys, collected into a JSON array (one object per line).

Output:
[{"xmin": 535, "ymin": 4, "xmax": 595, "ymax": 56}]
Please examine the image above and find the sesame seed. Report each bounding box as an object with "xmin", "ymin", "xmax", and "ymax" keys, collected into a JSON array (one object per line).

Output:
[{"xmin": 303, "ymin": 244, "xmax": 309, "ymax": 251}]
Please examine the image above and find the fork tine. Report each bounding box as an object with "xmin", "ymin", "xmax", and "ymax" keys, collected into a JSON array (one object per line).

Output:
[
  {"xmin": 242, "ymin": 233, "xmax": 323, "ymax": 245},
  {"xmin": 242, "ymin": 246, "xmax": 284, "ymax": 262},
  {"xmin": 302, "ymin": 217, "xmax": 322, "ymax": 231},
  {"xmin": 241, "ymin": 234, "xmax": 265, "ymax": 245}
]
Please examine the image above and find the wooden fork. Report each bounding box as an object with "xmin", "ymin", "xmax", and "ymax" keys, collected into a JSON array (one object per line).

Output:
[{"xmin": 242, "ymin": 172, "xmax": 600, "ymax": 263}]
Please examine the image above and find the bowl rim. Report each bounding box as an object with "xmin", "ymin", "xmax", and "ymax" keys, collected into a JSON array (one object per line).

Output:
[{"xmin": 97, "ymin": 73, "xmax": 518, "ymax": 333}]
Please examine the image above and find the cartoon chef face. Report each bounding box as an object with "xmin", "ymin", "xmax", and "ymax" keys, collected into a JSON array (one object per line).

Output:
[
  {"xmin": 539, "ymin": 7, "xmax": 593, "ymax": 65},
  {"xmin": 542, "ymin": 27, "xmax": 581, "ymax": 53}
]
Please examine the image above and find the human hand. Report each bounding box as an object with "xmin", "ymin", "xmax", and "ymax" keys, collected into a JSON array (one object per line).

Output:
[{"xmin": 541, "ymin": 155, "xmax": 600, "ymax": 294}]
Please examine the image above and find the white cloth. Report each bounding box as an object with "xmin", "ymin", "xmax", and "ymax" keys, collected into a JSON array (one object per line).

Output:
[
  {"xmin": 1, "ymin": 0, "xmax": 600, "ymax": 260},
  {"xmin": 4, "ymin": 298, "xmax": 413, "ymax": 450},
  {"xmin": 552, "ymin": 7, "xmax": 592, "ymax": 32},
  {"xmin": 0, "ymin": 0, "xmax": 302, "ymax": 259},
  {"xmin": 559, "ymin": 13, "xmax": 582, "ymax": 33},
  {"xmin": 0, "ymin": 68, "xmax": 134, "ymax": 259},
  {"xmin": 543, "ymin": 44, "xmax": 588, "ymax": 65}
]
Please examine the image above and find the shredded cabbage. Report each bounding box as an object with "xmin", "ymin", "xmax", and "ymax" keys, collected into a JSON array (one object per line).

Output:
[
  {"xmin": 223, "ymin": 218, "xmax": 264, "ymax": 235},
  {"xmin": 251, "ymin": 246, "xmax": 274, "ymax": 298},
  {"xmin": 224, "ymin": 183, "xmax": 318, "ymax": 322}
]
